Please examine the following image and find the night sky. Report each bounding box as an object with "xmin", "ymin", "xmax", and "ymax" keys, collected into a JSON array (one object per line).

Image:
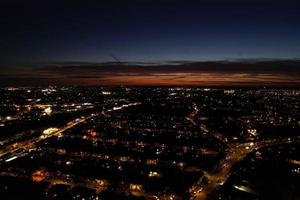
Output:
[{"xmin": 1, "ymin": 0, "xmax": 300, "ymax": 86}]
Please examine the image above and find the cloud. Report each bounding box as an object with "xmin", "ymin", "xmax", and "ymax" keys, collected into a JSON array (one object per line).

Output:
[{"xmin": 1, "ymin": 60, "xmax": 300, "ymax": 86}]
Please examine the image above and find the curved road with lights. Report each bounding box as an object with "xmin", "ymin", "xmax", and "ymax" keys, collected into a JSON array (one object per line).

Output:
[{"xmin": 189, "ymin": 137, "xmax": 300, "ymax": 200}]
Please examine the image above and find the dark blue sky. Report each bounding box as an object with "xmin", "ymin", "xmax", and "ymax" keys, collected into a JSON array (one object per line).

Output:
[{"xmin": 1, "ymin": 0, "xmax": 300, "ymax": 65}]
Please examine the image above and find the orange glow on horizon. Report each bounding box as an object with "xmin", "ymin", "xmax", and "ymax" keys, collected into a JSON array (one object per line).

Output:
[{"xmin": 75, "ymin": 73, "xmax": 300, "ymax": 86}]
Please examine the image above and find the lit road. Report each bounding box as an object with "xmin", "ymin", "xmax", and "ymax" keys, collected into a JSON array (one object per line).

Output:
[
  {"xmin": 185, "ymin": 104, "xmax": 300, "ymax": 200},
  {"xmin": 0, "ymin": 118, "xmax": 86, "ymax": 159},
  {"xmin": 186, "ymin": 104, "xmax": 227, "ymax": 142},
  {"xmin": 190, "ymin": 136, "xmax": 300, "ymax": 200},
  {"xmin": 0, "ymin": 102, "xmax": 141, "ymax": 161}
]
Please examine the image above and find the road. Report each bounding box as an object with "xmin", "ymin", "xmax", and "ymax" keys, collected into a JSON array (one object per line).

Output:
[
  {"xmin": 0, "ymin": 118, "xmax": 86, "ymax": 159},
  {"xmin": 189, "ymin": 136, "xmax": 300, "ymax": 200},
  {"xmin": 0, "ymin": 102, "xmax": 141, "ymax": 161},
  {"xmin": 186, "ymin": 105, "xmax": 227, "ymax": 142}
]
